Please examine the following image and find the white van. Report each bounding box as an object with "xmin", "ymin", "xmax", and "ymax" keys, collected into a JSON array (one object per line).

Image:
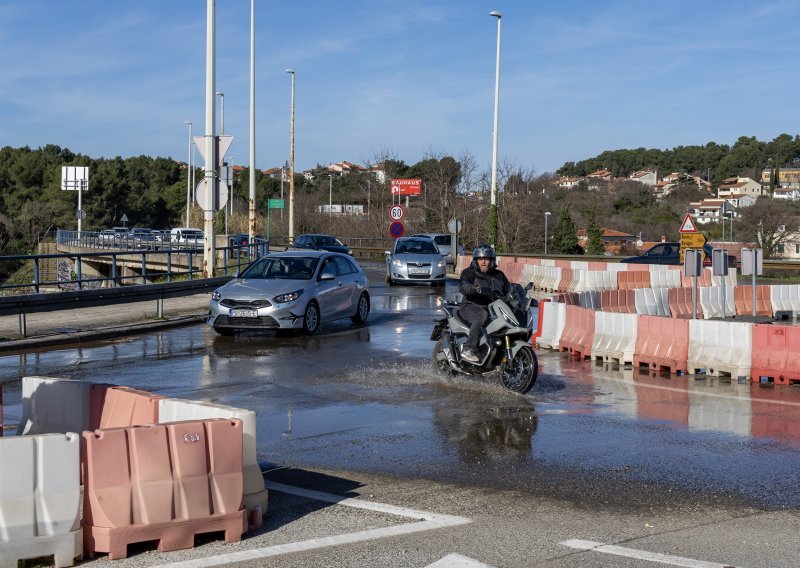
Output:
[{"xmin": 170, "ymin": 227, "xmax": 204, "ymax": 247}]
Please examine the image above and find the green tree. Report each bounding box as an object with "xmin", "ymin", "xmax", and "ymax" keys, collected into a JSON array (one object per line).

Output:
[
  {"xmin": 586, "ymin": 212, "xmax": 605, "ymax": 255},
  {"xmin": 551, "ymin": 208, "xmax": 581, "ymax": 254}
]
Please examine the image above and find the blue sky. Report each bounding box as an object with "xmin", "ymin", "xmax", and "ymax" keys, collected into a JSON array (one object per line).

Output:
[{"xmin": 1, "ymin": 0, "xmax": 799, "ymax": 175}]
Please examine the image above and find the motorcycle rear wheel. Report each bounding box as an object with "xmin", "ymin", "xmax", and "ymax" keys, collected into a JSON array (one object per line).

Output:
[
  {"xmin": 431, "ymin": 339, "xmax": 457, "ymax": 376},
  {"xmin": 499, "ymin": 345, "xmax": 538, "ymax": 394}
]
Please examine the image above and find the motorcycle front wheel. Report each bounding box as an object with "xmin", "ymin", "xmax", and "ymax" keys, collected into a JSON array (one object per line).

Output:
[
  {"xmin": 499, "ymin": 345, "xmax": 538, "ymax": 394},
  {"xmin": 431, "ymin": 339, "xmax": 457, "ymax": 376}
]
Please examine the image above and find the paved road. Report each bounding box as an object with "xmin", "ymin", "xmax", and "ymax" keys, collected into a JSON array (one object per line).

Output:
[{"xmin": 1, "ymin": 264, "xmax": 799, "ymax": 567}]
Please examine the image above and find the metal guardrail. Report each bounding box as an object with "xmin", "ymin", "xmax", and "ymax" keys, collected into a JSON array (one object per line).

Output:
[{"xmin": 0, "ymin": 277, "xmax": 232, "ymax": 337}]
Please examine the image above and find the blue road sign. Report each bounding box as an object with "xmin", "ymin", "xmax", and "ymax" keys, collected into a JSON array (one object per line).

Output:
[{"xmin": 389, "ymin": 221, "xmax": 405, "ymax": 238}]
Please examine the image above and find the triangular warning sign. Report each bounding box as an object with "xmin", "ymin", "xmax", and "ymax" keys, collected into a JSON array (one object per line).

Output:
[{"xmin": 679, "ymin": 212, "xmax": 698, "ymax": 233}]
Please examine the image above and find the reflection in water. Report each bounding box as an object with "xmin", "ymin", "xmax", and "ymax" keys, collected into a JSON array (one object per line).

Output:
[{"xmin": 434, "ymin": 400, "xmax": 538, "ymax": 463}]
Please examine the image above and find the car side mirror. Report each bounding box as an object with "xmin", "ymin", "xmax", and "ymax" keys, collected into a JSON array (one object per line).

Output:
[
  {"xmin": 232, "ymin": 271, "xmax": 239, "ymax": 278},
  {"xmin": 320, "ymin": 272, "xmax": 336, "ymax": 281}
]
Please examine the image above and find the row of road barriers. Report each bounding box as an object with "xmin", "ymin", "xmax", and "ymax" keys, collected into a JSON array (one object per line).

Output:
[
  {"xmin": 535, "ymin": 300, "xmax": 800, "ymax": 384},
  {"xmin": 0, "ymin": 376, "xmax": 268, "ymax": 566}
]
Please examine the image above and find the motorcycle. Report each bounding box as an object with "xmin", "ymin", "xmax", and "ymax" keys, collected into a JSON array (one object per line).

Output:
[{"xmin": 430, "ymin": 282, "xmax": 538, "ymax": 394}]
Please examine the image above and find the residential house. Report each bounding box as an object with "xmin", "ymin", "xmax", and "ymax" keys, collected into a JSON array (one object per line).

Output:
[
  {"xmin": 557, "ymin": 176, "xmax": 581, "ymax": 189},
  {"xmin": 368, "ymin": 163, "xmax": 387, "ymax": 183},
  {"xmin": 576, "ymin": 228, "xmax": 637, "ymax": 255},
  {"xmin": 652, "ymin": 180, "xmax": 673, "ymax": 199},
  {"xmin": 629, "ymin": 170, "xmax": 657, "ymax": 186},
  {"xmin": 328, "ymin": 161, "xmax": 366, "ymax": 177},
  {"xmin": 717, "ymin": 177, "xmax": 764, "ymax": 198},
  {"xmin": 774, "ymin": 187, "xmax": 800, "ymax": 201},
  {"xmin": 725, "ymin": 194, "xmax": 756, "ymax": 209},
  {"xmin": 761, "ymin": 167, "xmax": 800, "ymax": 189},
  {"xmin": 688, "ymin": 198, "xmax": 735, "ymax": 224},
  {"xmin": 587, "ymin": 169, "xmax": 613, "ymax": 181}
]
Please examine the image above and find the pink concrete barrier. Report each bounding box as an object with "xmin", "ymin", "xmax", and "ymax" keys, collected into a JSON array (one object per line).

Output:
[
  {"xmin": 532, "ymin": 299, "xmax": 549, "ymax": 347},
  {"xmin": 617, "ymin": 271, "xmax": 651, "ymax": 290},
  {"xmin": 750, "ymin": 324, "xmax": 800, "ymax": 385},
  {"xmin": 83, "ymin": 419, "xmax": 246, "ymax": 560},
  {"xmin": 633, "ymin": 315, "xmax": 689, "ymax": 374},
  {"xmin": 91, "ymin": 386, "xmax": 163, "ymax": 430},
  {"xmin": 557, "ymin": 268, "xmax": 574, "ymax": 293},
  {"xmin": 734, "ymin": 285, "xmax": 773, "ymax": 317},
  {"xmin": 668, "ymin": 287, "xmax": 703, "ymax": 319}
]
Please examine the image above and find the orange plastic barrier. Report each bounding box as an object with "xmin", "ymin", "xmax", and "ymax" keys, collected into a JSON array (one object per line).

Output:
[
  {"xmin": 680, "ymin": 270, "xmax": 712, "ymax": 288},
  {"xmin": 750, "ymin": 325, "xmax": 800, "ymax": 385},
  {"xmin": 554, "ymin": 260, "xmax": 571, "ymax": 269},
  {"xmin": 557, "ymin": 293, "xmax": 579, "ymax": 305},
  {"xmin": 90, "ymin": 386, "xmax": 163, "ymax": 430},
  {"xmin": 668, "ymin": 287, "xmax": 703, "ymax": 319},
  {"xmin": 633, "ymin": 315, "xmax": 690, "ymax": 374},
  {"xmin": 532, "ymin": 298, "xmax": 549, "ymax": 347},
  {"xmin": 733, "ymin": 286, "xmax": 773, "ymax": 317},
  {"xmin": 559, "ymin": 305, "xmax": 595, "ymax": 359},
  {"xmin": 599, "ymin": 290, "xmax": 636, "ymax": 313},
  {"xmin": 617, "ymin": 271, "xmax": 651, "ymax": 290},
  {"xmin": 557, "ymin": 268, "xmax": 574, "ymax": 292},
  {"xmin": 83, "ymin": 419, "xmax": 246, "ymax": 560}
]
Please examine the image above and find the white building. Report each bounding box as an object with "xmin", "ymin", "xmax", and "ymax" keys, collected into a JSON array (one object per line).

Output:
[
  {"xmin": 629, "ymin": 170, "xmax": 657, "ymax": 186},
  {"xmin": 688, "ymin": 198, "xmax": 735, "ymax": 224},
  {"xmin": 774, "ymin": 187, "xmax": 800, "ymax": 201},
  {"xmin": 717, "ymin": 177, "xmax": 764, "ymax": 198}
]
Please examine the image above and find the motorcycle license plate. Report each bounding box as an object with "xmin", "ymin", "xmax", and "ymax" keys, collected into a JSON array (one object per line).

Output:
[{"xmin": 230, "ymin": 308, "xmax": 257, "ymax": 317}]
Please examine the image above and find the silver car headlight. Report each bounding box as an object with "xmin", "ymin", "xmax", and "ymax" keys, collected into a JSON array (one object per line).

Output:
[
  {"xmin": 347, "ymin": 248, "xmax": 353, "ymax": 255},
  {"xmin": 436, "ymin": 259, "xmax": 445, "ymax": 268},
  {"xmin": 392, "ymin": 259, "xmax": 403, "ymax": 268},
  {"xmin": 274, "ymin": 289, "xmax": 303, "ymax": 303},
  {"xmin": 211, "ymin": 290, "xmax": 222, "ymax": 301}
]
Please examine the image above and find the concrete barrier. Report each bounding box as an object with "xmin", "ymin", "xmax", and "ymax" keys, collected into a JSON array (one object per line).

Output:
[
  {"xmin": 734, "ymin": 285, "xmax": 772, "ymax": 317},
  {"xmin": 699, "ymin": 286, "xmax": 736, "ymax": 319},
  {"xmin": 688, "ymin": 319, "xmax": 752, "ymax": 379},
  {"xmin": 634, "ymin": 287, "xmax": 671, "ymax": 317},
  {"xmin": 0, "ymin": 433, "xmax": 82, "ymax": 568},
  {"xmin": 750, "ymin": 324, "xmax": 800, "ymax": 385},
  {"xmin": 591, "ymin": 312, "xmax": 638, "ymax": 365},
  {"xmin": 559, "ymin": 305, "xmax": 595, "ymax": 360},
  {"xmin": 633, "ymin": 315, "xmax": 689, "ymax": 374}
]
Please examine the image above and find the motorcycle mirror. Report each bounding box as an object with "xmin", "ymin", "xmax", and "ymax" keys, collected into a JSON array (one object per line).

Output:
[{"xmin": 524, "ymin": 282, "xmax": 533, "ymax": 291}]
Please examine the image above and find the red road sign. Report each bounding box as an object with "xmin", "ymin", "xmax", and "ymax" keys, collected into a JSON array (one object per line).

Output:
[
  {"xmin": 679, "ymin": 213, "xmax": 698, "ymax": 233},
  {"xmin": 389, "ymin": 221, "xmax": 405, "ymax": 238},
  {"xmin": 390, "ymin": 178, "xmax": 421, "ymax": 196}
]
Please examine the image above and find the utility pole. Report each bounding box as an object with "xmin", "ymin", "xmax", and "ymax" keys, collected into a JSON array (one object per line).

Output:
[
  {"xmin": 248, "ymin": 0, "xmax": 256, "ymax": 242},
  {"xmin": 203, "ymin": 0, "xmax": 217, "ymax": 277}
]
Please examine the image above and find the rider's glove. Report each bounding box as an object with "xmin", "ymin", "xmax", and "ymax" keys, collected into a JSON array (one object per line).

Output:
[
  {"xmin": 491, "ymin": 290, "xmax": 503, "ymax": 300},
  {"xmin": 474, "ymin": 286, "xmax": 484, "ymax": 296}
]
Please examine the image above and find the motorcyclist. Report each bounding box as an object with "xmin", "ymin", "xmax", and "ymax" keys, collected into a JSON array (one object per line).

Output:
[{"xmin": 457, "ymin": 244, "xmax": 510, "ymax": 363}]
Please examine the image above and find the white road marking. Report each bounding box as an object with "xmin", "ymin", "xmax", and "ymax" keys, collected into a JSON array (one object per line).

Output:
[
  {"xmin": 425, "ymin": 553, "xmax": 495, "ymax": 567},
  {"xmin": 561, "ymin": 539, "xmax": 736, "ymax": 567},
  {"xmin": 153, "ymin": 482, "xmax": 471, "ymax": 568}
]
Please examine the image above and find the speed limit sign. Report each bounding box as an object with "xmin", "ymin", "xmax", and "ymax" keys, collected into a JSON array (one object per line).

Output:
[{"xmin": 389, "ymin": 204, "xmax": 404, "ymax": 221}]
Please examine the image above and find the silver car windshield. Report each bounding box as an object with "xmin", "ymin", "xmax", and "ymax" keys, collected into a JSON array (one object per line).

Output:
[
  {"xmin": 396, "ymin": 240, "xmax": 438, "ymax": 254},
  {"xmin": 239, "ymin": 257, "xmax": 319, "ymax": 279}
]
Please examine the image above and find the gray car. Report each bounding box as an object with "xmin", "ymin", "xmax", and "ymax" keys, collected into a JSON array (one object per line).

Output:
[
  {"xmin": 385, "ymin": 237, "xmax": 447, "ymax": 287},
  {"xmin": 208, "ymin": 251, "xmax": 370, "ymax": 335}
]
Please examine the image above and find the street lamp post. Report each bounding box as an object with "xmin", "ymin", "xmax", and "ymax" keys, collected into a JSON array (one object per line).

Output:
[
  {"xmin": 248, "ymin": 0, "xmax": 256, "ymax": 242},
  {"xmin": 488, "ymin": 10, "xmax": 502, "ymax": 247},
  {"xmin": 328, "ymin": 175, "xmax": 333, "ymax": 218},
  {"xmin": 544, "ymin": 211, "xmax": 551, "ymax": 255},
  {"xmin": 286, "ymin": 69, "xmax": 296, "ymax": 242},
  {"xmin": 184, "ymin": 121, "xmax": 192, "ymax": 227}
]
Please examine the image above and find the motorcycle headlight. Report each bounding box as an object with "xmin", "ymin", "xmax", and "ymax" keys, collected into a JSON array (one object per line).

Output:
[
  {"xmin": 211, "ymin": 290, "xmax": 222, "ymax": 301},
  {"xmin": 392, "ymin": 259, "xmax": 403, "ymax": 268},
  {"xmin": 274, "ymin": 289, "xmax": 303, "ymax": 303}
]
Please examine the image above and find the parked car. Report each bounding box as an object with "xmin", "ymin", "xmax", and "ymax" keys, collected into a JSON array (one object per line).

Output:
[
  {"xmin": 208, "ymin": 250, "xmax": 370, "ymax": 335},
  {"xmin": 170, "ymin": 227, "xmax": 204, "ymax": 247},
  {"xmin": 292, "ymin": 234, "xmax": 352, "ymax": 255},
  {"xmin": 410, "ymin": 233, "xmax": 465, "ymax": 259},
  {"xmin": 385, "ymin": 236, "xmax": 447, "ymax": 287},
  {"xmin": 621, "ymin": 242, "xmax": 735, "ymax": 266},
  {"xmin": 98, "ymin": 229, "xmax": 117, "ymax": 243},
  {"xmin": 128, "ymin": 228, "xmax": 160, "ymax": 249}
]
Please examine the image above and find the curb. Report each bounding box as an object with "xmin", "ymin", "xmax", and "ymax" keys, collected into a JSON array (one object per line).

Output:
[{"xmin": 0, "ymin": 314, "xmax": 207, "ymax": 355}]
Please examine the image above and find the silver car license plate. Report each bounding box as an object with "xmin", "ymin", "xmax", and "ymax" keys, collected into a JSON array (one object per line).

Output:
[
  {"xmin": 230, "ymin": 308, "xmax": 257, "ymax": 317},
  {"xmin": 409, "ymin": 268, "xmax": 428, "ymax": 275}
]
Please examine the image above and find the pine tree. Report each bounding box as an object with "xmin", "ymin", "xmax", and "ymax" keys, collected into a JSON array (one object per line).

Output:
[
  {"xmin": 586, "ymin": 213, "xmax": 605, "ymax": 255},
  {"xmin": 551, "ymin": 208, "xmax": 581, "ymax": 254}
]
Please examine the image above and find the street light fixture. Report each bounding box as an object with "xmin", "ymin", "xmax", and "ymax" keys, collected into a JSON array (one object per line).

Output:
[
  {"xmin": 488, "ymin": 10, "xmax": 502, "ymax": 247},
  {"xmin": 184, "ymin": 121, "xmax": 193, "ymax": 227},
  {"xmin": 544, "ymin": 211, "xmax": 552, "ymax": 255},
  {"xmin": 216, "ymin": 91, "xmax": 225, "ymax": 135},
  {"xmin": 286, "ymin": 69, "xmax": 296, "ymax": 242}
]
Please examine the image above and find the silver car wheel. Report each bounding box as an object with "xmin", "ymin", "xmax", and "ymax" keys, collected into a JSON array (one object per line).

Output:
[
  {"xmin": 303, "ymin": 301, "xmax": 320, "ymax": 335},
  {"xmin": 352, "ymin": 293, "xmax": 370, "ymax": 323}
]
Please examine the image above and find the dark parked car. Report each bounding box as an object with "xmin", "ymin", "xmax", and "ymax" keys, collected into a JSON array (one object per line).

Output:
[
  {"xmin": 621, "ymin": 242, "xmax": 734, "ymax": 266},
  {"xmin": 292, "ymin": 234, "xmax": 352, "ymax": 255}
]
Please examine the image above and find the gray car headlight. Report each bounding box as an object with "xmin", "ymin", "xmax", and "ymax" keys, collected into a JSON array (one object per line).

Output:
[
  {"xmin": 392, "ymin": 259, "xmax": 403, "ymax": 268},
  {"xmin": 274, "ymin": 289, "xmax": 303, "ymax": 303},
  {"xmin": 211, "ymin": 290, "xmax": 222, "ymax": 301},
  {"xmin": 436, "ymin": 259, "xmax": 445, "ymax": 268}
]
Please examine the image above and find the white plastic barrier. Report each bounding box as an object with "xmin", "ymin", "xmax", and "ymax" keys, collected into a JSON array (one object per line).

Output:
[
  {"xmin": 520, "ymin": 265, "xmax": 540, "ymax": 289},
  {"xmin": 542, "ymin": 267, "xmax": 561, "ymax": 292},
  {"xmin": 540, "ymin": 258, "xmax": 555, "ymax": 267},
  {"xmin": 591, "ymin": 312, "xmax": 638, "ymax": 365},
  {"xmin": 770, "ymin": 284, "xmax": 800, "ymax": 319},
  {"xmin": 634, "ymin": 288, "xmax": 671, "ymax": 317},
  {"xmin": 584, "ymin": 271, "xmax": 617, "ymax": 291},
  {"xmin": 570, "ymin": 261, "xmax": 589, "ymax": 271},
  {"xmin": 158, "ymin": 398, "xmax": 268, "ymax": 522},
  {"xmin": 711, "ymin": 268, "xmax": 737, "ymax": 288},
  {"xmin": 699, "ymin": 286, "xmax": 736, "ymax": 319},
  {"xmin": 536, "ymin": 301, "xmax": 566, "ymax": 350},
  {"xmin": 649, "ymin": 269, "xmax": 681, "ymax": 289},
  {"xmin": 17, "ymin": 377, "xmax": 92, "ymax": 436},
  {"xmin": 688, "ymin": 320, "xmax": 753, "ymax": 379},
  {"xmin": 572, "ymin": 269, "xmax": 589, "ymax": 292},
  {"xmin": 0, "ymin": 433, "xmax": 81, "ymax": 568}
]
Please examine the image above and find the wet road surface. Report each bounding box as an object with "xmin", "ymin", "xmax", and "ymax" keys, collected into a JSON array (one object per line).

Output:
[{"xmin": 1, "ymin": 269, "xmax": 800, "ymax": 566}]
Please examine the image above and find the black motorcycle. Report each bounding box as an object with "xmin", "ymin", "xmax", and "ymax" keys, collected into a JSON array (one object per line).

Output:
[{"xmin": 430, "ymin": 282, "xmax": 538, "ymax": 394}]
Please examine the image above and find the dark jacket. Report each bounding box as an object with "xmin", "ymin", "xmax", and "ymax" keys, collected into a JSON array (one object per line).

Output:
[{"xmin": 458, "ymin": 264, "xmax": 511, "ymax": 306}]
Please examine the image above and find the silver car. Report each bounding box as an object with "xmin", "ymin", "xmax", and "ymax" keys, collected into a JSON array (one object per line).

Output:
[
  {"xmin": 385, "ymin": 237, "xmax": 447, "ymax": 287},
  {"xmin": 208, "ymin": 251, "xmax": 370, "ymax": 335}
]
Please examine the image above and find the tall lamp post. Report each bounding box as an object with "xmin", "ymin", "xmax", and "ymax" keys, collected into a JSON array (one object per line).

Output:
[
  {"xmin": 184, "ymin": 120, "xmax": 192, "ymax": 228},
  {"xmin": 328, "ymin": 174, "xmax": 333, "ymax": 218},
  {"xmin": 248, "ymin": 0, "xmax": 256, "ymax": 242},
  {"xmin": 488, "ymin": 10, "xmax": 502, "ymax": 247},
  {"xmin": 544, "ymin": 211, "xmax": 551, "ymax": 255},
  {"xmin": 286, "ymin": 69, "xmax": 296, "ymax": 242}
]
